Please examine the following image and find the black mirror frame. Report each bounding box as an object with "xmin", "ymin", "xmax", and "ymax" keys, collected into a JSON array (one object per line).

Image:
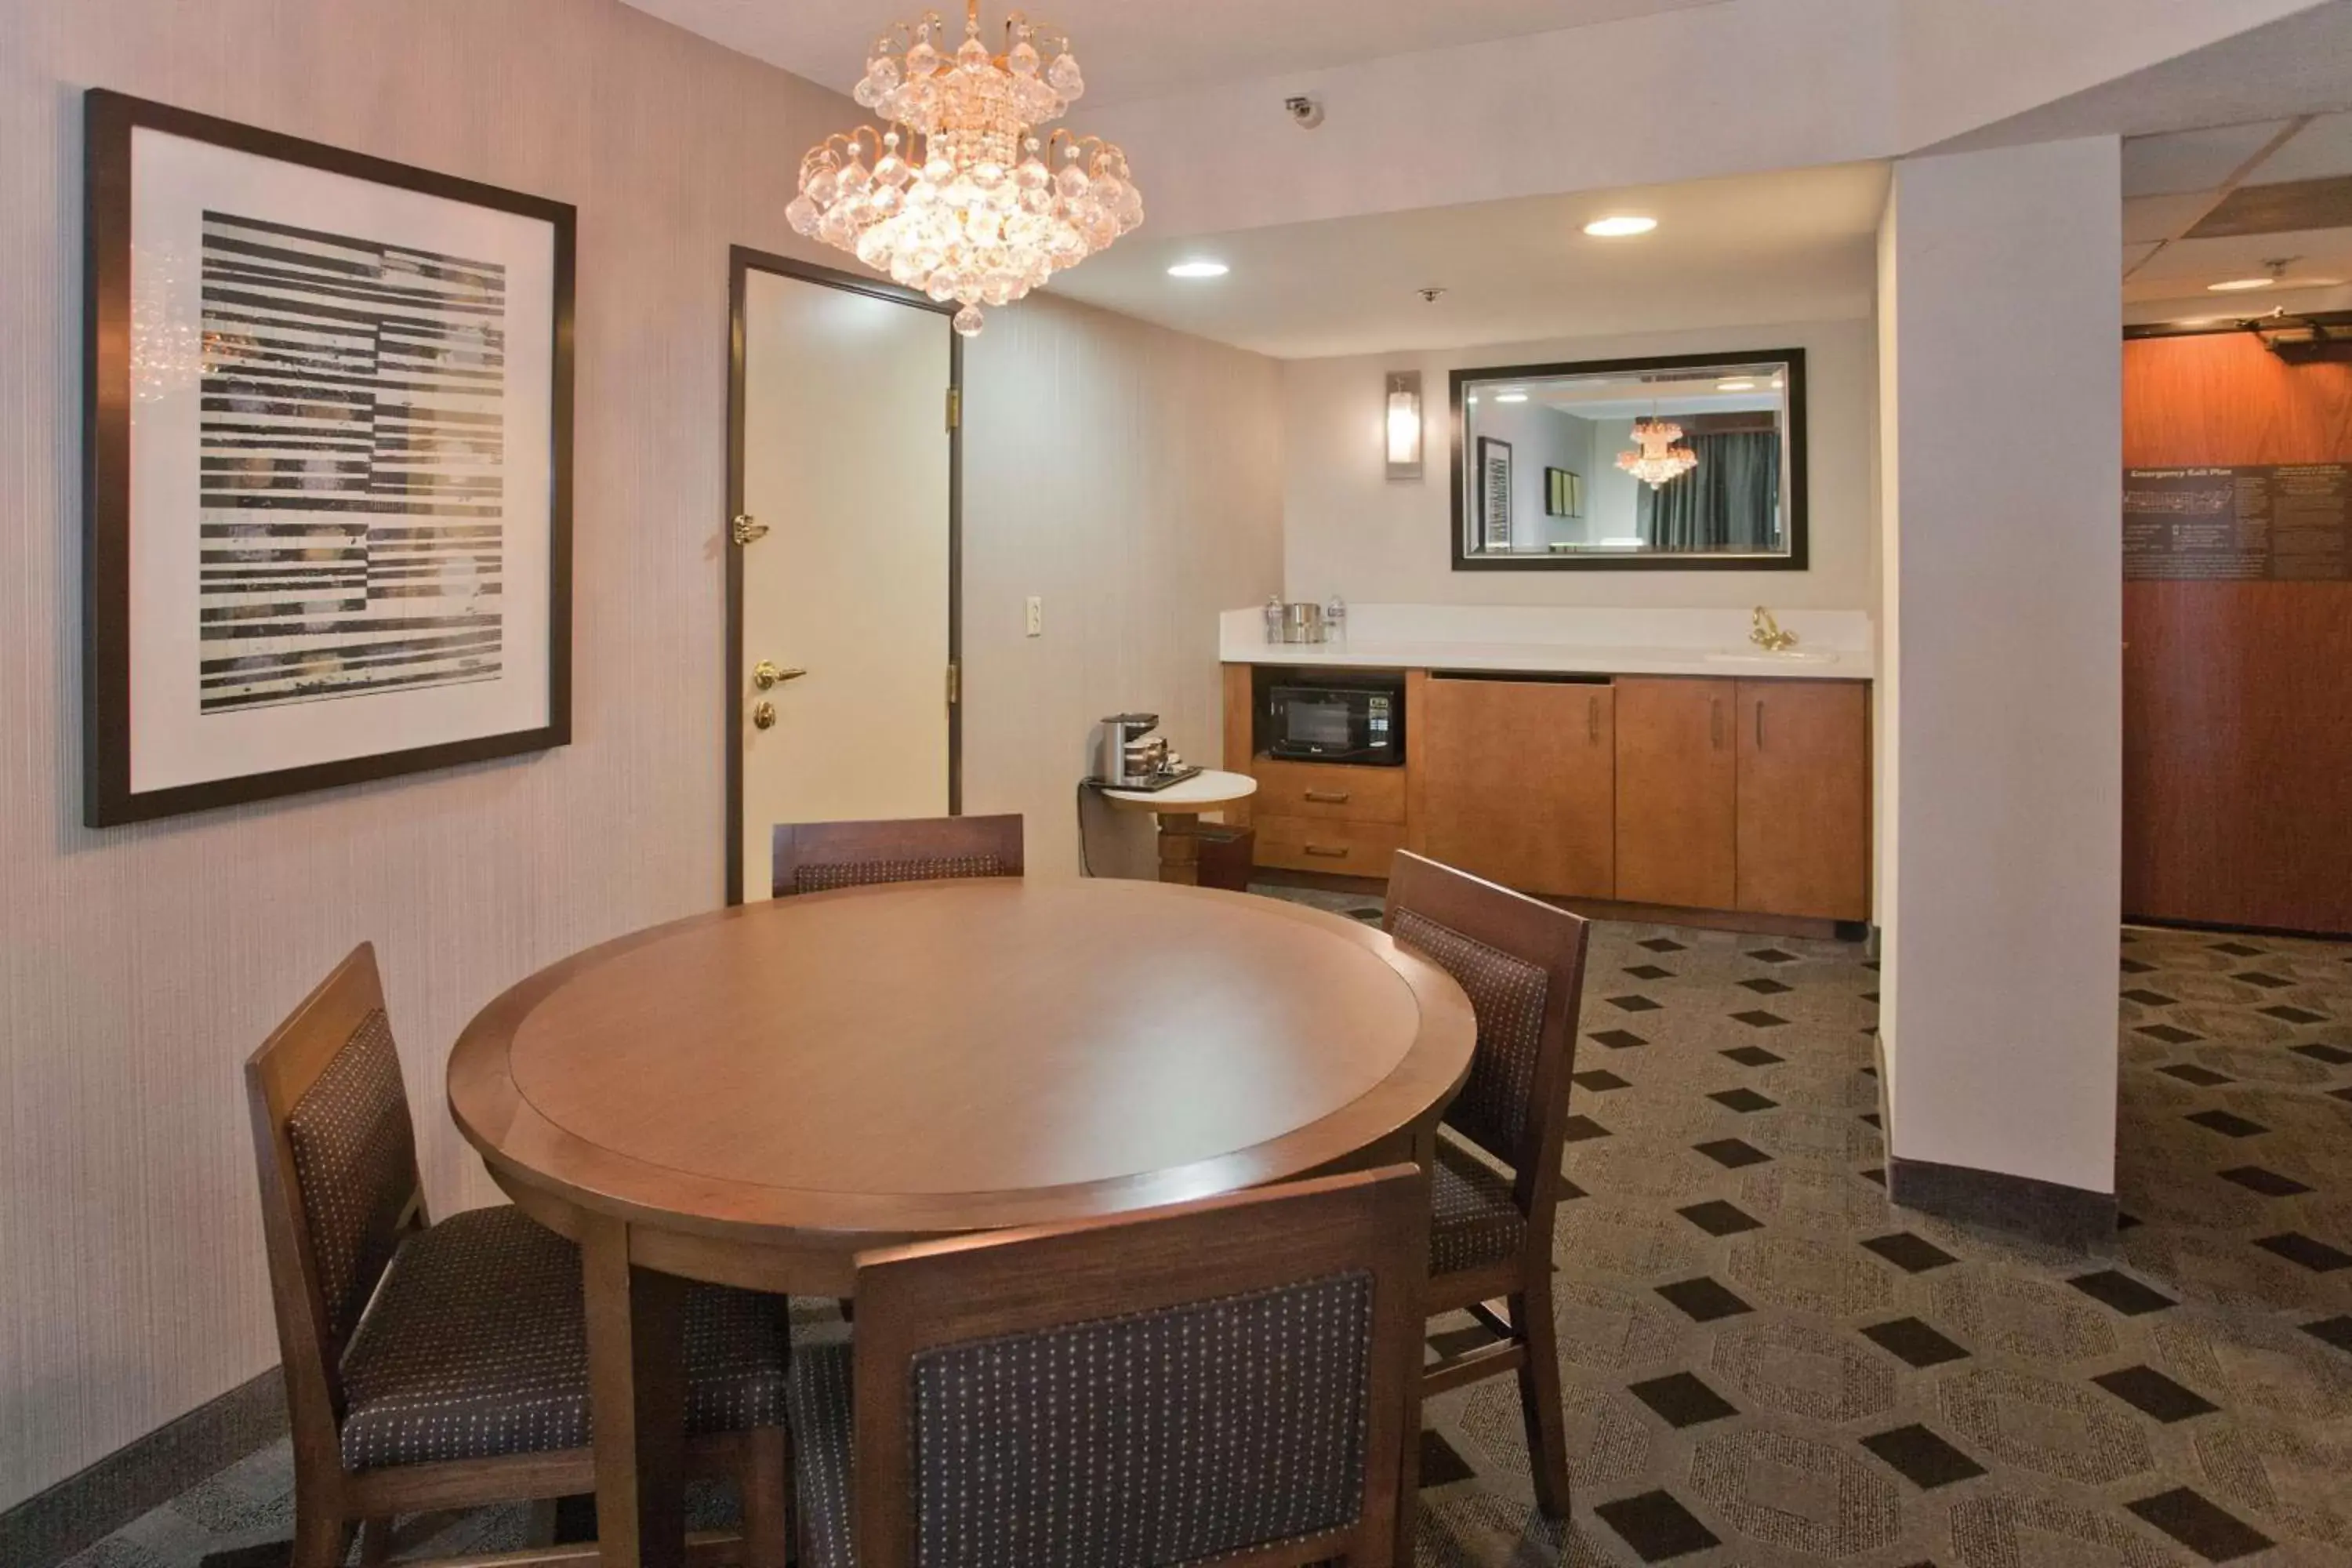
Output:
[{"xmin": 1448, "ymin": 347, "xmax": 1808, "ymax": 572}]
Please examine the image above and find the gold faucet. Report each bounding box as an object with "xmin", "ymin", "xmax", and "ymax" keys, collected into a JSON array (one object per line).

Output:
[{"xmin": 1750, "ymin": 605, "xmax": 1798, "ymax": 653}]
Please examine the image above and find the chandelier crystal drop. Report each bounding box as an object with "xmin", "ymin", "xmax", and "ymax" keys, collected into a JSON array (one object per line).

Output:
[
  {"xmin": 1616, "ymin": 417, "xmax": 1699, "ymax": 489},
  {"xmin": 787, "ymin": 1, "xmax": 1143, "ymax": 336}
]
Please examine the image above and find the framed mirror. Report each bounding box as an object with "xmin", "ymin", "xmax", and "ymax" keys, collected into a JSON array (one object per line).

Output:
[{"xmin": 1450, "ymin": 348, "xmax": 1806, "ymax": 570}]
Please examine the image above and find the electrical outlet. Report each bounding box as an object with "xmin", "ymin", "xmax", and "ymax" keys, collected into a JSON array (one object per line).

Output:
[{"xmin": 1025, "ymin": 596, "xmax": 1043, "ymax": 637}]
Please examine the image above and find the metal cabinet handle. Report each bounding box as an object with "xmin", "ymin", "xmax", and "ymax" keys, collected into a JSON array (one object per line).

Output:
[
  {"xmin": 1755, "ymin": 699, "xmax": 1765, "ymax": 750},
  {"xmin": 1588, "ymin": 695, "xmax": 1599, "ymax": 745},
  {"xmin": 1304, "ymin": 790, "xmax": 1352, "ymax": 804},
  {"xmin": 1711, "ymin": 697, "xmax": 1723, "ymax": 750},
  {"xmin": 1304, "ymin": 844, "xmax": 1351, "ymax": 858}
]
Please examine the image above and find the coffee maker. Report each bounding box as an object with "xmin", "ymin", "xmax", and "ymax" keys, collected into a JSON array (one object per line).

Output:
[{"xmin": 1093, "ymin": 713, "xmax": 1200, "ymax": 790}]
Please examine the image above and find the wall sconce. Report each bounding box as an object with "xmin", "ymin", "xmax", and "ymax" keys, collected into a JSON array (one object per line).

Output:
[{"xmin": 1385, "ymin": 371, "xmax": 1424, "ymax": 481}]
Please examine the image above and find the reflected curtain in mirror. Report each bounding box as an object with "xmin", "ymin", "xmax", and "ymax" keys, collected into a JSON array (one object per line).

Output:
[{"xmin": 1640, "ymin": 430, "xmax": 1782, "ymax": 550}]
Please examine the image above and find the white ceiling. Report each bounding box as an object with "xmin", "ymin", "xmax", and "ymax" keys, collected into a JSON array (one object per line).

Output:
[
  {"xmin": 1043, "ymin": 162, "xmax": 1888, "ymax": 360},
  {"xmin": 619, "ymin": 0, "xmax": 1725, "ymax": 108},
  {"xmin": 2122, "ymin": 110, "xmax": 2352, "ymax": 322}
]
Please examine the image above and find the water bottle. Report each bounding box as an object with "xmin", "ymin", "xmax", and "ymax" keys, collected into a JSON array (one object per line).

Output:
[
  {"xmin": 1264, "ymin": 594, "xmax": 1283, "ymax": 644},
  {"xmin": 1323, "ymin": 594, "xmax": 1347, "ymax": 645}
]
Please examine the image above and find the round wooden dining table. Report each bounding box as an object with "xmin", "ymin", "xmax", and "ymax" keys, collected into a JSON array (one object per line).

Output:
[{"xmin": 447, "ymin": 877, "xmax": 1475, "ymax": 1568}]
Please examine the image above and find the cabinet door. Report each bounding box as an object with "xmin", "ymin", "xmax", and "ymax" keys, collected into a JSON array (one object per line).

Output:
[
  {"xmin": 1419, "ymin": 677, "xmax": 1615, "ymax": 898},
  {"xmin": 1614, "ymin": 677, "xmax": 1737, "ymax": 910},
  {"xmin": 1737, "ymin": 680, "xmax": 1871, "ymax": 920}
]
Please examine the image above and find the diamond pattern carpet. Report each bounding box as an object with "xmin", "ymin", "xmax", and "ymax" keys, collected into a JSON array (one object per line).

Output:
[{"xmin": 60, "ymin": 902, "xmax": 2352, "ymax": 1568}]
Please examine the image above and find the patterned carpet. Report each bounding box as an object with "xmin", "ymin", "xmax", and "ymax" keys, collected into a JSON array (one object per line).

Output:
[{"xmin": 58, "ymin": 898, "xmax": 2352, "ymax": 1568}]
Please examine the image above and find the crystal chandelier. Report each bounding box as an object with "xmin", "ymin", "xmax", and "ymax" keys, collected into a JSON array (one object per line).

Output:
[
  {"xmin": 1616, "ymin": 417, "xmax": 1699, "ymax": 488},
  {"xmin": 787, "ymin": 1, "xmax": 1143, "ymax": 337}
]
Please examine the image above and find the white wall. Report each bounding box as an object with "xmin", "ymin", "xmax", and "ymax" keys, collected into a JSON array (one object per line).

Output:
[
  {"xmin": 1465, "ymin": 399, "xmax": 1593, "ymax": 551},
  {"xmin": 0, "ymin": 0, "xmax": 1283, "ymax": 1508},
  {"xmin": 960, "ymin": 296, "xmax": 1283, "ymax": 877},
  {"xmin": 1875, "ymin": 136, "xmax": 2123, "ymax": 1197},
  {"xmin": 1281, "ymin": 318, "xmax": 1875, "ymax": 608}
]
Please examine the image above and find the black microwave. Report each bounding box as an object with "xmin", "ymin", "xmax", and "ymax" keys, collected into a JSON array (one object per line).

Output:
[{"xmin": 1265, "ymin": 683, "xmax": 1404, "ymax": 765}]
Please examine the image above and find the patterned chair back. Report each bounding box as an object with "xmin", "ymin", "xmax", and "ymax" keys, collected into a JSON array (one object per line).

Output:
[
  {"xmin": 1385, "ymin": 851, "xmax": 1592, "ymax": 1189},
  {"xmin": 843, "ymin": 1166, "xmax": 1428, "ymax": 1568},
  {"xmin": 771, "ymin": 815, "xmax": 1025, "ymax": 899},
  {"xmin": 245, "ymin": 944, "xmax": 426, "ymax": 1432}
]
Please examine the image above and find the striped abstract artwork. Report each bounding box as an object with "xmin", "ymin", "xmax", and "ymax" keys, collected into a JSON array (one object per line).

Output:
[{"xmin": 197, "ymin": 212, "xmax": 506, "ymax": 712}]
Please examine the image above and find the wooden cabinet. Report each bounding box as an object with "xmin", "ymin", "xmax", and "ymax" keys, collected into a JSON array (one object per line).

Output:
[
  {"xmin": 1250, "ymin": 758, "xmax": 1407, "ymax": 825},
  {"xmin": 1736, "ymin": 680, "xmax": 1871, "ymax": 920},
  {"xmin": 1251, "ymin": 815, "xmax": 1408, "ymax": 876},
  {"xmin": 1417, "ymin": 675, "xmax": 1614, "ymax": 898},
  {"xmin": 1614, "ymin": 677, "xmax": 1739, "ymax": 911}
]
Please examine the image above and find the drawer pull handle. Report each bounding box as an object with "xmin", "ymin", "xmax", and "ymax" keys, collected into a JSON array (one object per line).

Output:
[
  {"xmin": 1304, "ymin": 844, "xmax": 1351, "ymax": 858},
  {"xmin": 1304, "ymin": 790, "xmax": 1352, "ymax": 804},
  {"xmin": 1588, "ymin": 695, "xmax": 1599, "ymax": 745}
]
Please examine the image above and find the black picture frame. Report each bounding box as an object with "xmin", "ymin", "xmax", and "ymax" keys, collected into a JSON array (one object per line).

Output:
[
  {"xmin": 1450, "ymin": 347, "xmax": 1808, "ymax": 572},
  {"xmin": 1475, "ymin": 436, "xmax": 1513, "ymax": 551},
  {"xmin": 82, "ymin": 89, "xmax": 576, "ymax": 826}
]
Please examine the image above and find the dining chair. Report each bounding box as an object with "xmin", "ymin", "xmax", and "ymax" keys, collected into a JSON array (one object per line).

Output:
[
  {"xmin": 245, "ymin": 942, "xmax": 791, "ymax": 1568},
  {"xmin": 770, "ymin": 813, "xmax": 1025, "ymax": 898},
  {"xmin": 1384, "ymin": 850, "xmax": 1592, "ymax": 1519},
  {"xmin": 785, "ymin": 1163, "xmax": 1429, "ymax": 1568}
]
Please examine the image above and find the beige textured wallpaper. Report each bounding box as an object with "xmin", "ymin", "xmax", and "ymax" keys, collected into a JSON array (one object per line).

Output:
[
  {"xmin": 0, "ymin": 0, "xmax": 1283, "ymax": 1507},
  {"xmin": 961, "ymin": 297, "xmax": 1284, "ymax": 878}
]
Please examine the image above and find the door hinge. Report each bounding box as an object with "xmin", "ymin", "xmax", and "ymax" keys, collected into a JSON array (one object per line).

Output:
[
  {"xmin": 946, "ymin": 662, "xmax": 961, "ymax": 705},
  {"xmin": 731, "ymin": 513, "xmax": 769, "ymax": 546},
  {"xmin": 946, "ymin": 387, "xmax": 962, "ymax": 431}
]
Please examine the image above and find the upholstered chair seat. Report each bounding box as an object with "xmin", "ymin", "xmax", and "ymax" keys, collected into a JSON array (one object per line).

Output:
[
  {"xmin": 1427, "ymin": 1139, "xmax": 1526, "ymax": 1278},
  {"xmin": 339, "ymin": 1206, "xmax": 786, "ymax": 1471}
]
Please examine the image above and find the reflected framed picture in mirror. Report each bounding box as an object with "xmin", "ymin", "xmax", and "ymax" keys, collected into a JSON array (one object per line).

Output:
[
  {"xmin": 1475, "ymin": 436, "xmax": 1512, "ymax": 550},
  {"xmin": 1451, "ymin": 349, "xmax": 1806, "ymax": 571}
]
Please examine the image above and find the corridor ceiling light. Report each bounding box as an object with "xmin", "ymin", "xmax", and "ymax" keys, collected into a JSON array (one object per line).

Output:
[
  {"xmin": 1717, "ymin": 378, "xmax": 1757, "ymax": 391},
  {"xmin": 2209, "ymin": 276, "xmax": 2278, "ymax": 292},
  {"xmin": 789, "ymin": 0, "xmax": 1142, "ymax": 336},
  {"xmin": 1167, "ymin": 260, "xmax": 1230, "ymax": 278},
  {"xmin": 1494, "ymin": 390, "xmax": 1530, "ymax": 403},
  {"xmin": 1583, "ymin": 215, "xmax": 1658, "ymax": 238}
]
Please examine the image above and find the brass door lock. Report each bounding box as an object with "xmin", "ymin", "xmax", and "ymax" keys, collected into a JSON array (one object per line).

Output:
[
  {"xmin": 752, "ymin": 701, "xmax": 777, "ymax": 731},
  {"xmin": 752, "ymin": 660, "xmax": 806, "ymax": 690}
]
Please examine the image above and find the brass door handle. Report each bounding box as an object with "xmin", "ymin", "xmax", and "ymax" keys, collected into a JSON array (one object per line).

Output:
[
  {"xmin": 731, "ymin": 514, "xmax": 770, "ymax": 546},
  {"xmin": 1304, "ymin": 790, "xmax": 1352, "ymax": 804},
  {"xmin": 752, "ymin": 701, "xmax": 777, "ymax": 731},
  {"xmin": 752, "ymin": 661, "xmax": 807, "ymax": 690}
]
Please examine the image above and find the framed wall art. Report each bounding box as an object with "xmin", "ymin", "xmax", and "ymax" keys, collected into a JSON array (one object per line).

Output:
[
  {"xmin": 1477, "ymin": 436, "xmax": 1512, "ymax": 550},
  {"xmin": 82, "ymin": 89, "xmax": 575, "ymax": 826}
]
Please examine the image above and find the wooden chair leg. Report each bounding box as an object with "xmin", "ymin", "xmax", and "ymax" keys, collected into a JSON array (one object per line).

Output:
[
  {"xmin": 1512, "ymin": 1278, "xmax": 1573, "ymax": 1519},
  {"xmin": 356, "ymin": 1515, "xmax": 395, "ymax": 1565},
  {"xmin": 739, "ymin": 1426, "xmax": 789, "ymax": 1568},
  {"xmin": 289, "ymin": 1504, "xmax": 352, "ymax": 1568}
]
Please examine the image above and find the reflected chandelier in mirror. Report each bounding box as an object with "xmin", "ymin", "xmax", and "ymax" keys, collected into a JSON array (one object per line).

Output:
[{"xmin": 1451, "ymin": 349, "xmax": 1807, "ymax": 571}]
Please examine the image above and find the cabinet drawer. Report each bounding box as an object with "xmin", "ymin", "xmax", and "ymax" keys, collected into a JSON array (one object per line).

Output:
[
  {"xmin": 1252, "ymin": 815, "xmax": 1407, "ymax": 876},
  {"xmin": 1250, "ymin": 760, "xmax": 1407, "ymax": 823}
]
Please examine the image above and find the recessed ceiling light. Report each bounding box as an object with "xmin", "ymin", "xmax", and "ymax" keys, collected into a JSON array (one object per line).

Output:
[
  {"xmin": 1167, "ymin": 260, "xmax": 1229, "ymax": 278},
  {"xmin": 1494, "ymin": 391, "xmax": 1529, "ymax": 403},
  {"xmin": 1716, "ymin": 379, "xmax": 1756, "ymax": 391},
  {"xmin": 1584, "ymin": 215, "xmax": 1658, "ymax": 238},
  {"xmin": 2208, "ymin": 275, "xmax": 2277, "ymax": 292}
]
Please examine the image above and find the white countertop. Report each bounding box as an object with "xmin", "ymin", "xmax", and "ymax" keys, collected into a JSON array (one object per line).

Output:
[
  {"xmin": 1219, "ymin": 604, "xmax": 1875, "ymax": 681},
  {"xmin": 1100, "ymin": 770, "xmax": 1259, "ymax": 811}
]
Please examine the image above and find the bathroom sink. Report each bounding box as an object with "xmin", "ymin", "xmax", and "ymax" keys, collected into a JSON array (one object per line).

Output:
[{"xmin": 1704, "ymin": 648, "xmax": 1841, "ymax": 666}]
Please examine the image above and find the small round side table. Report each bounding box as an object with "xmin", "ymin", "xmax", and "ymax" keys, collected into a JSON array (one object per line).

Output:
[{"xmin": 1099, "ymin": 768, "xmax": 1260, "ymax": 885}]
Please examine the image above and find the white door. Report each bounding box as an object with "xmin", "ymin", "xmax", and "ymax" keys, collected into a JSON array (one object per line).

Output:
[{"xmin": 736, "ymin": 267, "xmax": 953, "ymax": 902}]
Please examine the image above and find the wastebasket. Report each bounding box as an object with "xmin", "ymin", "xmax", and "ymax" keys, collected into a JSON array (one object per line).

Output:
[{"xmin": 1193, "ymin": 826, "xmax": 1256, "ymax": 892}]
